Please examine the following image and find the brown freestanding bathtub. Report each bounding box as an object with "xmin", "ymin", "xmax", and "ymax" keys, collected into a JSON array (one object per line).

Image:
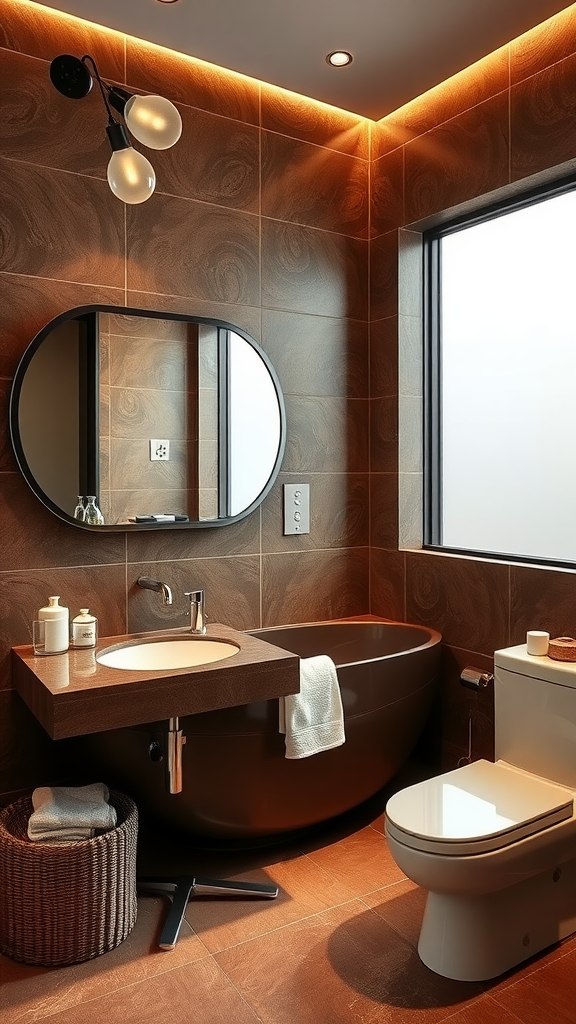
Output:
[{"xmin": 82, "ymin": 619, "xmax": 441, "ymax": 842}]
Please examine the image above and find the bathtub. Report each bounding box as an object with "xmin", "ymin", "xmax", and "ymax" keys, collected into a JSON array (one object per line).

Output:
[{"xmin": 82, "ymin": 619, "xmax": 441, "ymax": 842}]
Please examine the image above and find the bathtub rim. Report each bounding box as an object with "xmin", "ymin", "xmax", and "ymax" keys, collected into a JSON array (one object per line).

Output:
[{"xmin": 248, "ymin": 617, "xmax": 442, "ymax": 670}]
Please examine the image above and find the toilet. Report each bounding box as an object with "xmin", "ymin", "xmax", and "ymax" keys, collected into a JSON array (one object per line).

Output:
[{"xmin": 385, "ymin": 643, "xmax": 576, "ymax": 981}]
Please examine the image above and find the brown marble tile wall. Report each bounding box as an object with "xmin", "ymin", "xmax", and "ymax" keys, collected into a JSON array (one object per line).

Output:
[
  {"xmin": 102, "ymin": 314, "xmax": 196, "ymax": 524},
  {"xmin": 370, "ymin": 4, "xmax": 576, "ymax": 770},
  {"xmin": 0, "ymin": 0, "xmax": 370, "ymax": 801}
]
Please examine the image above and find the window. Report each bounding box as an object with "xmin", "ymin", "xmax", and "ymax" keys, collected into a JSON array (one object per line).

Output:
[{"xmin": 424, "ymin": 180, "xmax": 576, "ymax": 567}]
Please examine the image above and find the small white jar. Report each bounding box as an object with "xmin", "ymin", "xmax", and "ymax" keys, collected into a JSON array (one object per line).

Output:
[{"xmin": 71, "ymin": 608, "xmax": 98, "ymax": 648}]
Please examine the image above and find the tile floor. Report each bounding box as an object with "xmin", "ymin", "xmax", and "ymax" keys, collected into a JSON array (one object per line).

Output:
[{"xmin": 2, "ymin": 783, "xmax": 576, "ymax": 1024}]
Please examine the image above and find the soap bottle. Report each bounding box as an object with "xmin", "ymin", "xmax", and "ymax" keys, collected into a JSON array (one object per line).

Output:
[
  {"xmin": 38, "ymin": 596, "xmax": 69, "ymax": 654},
  {"xmin": 71, "ymin": 608, "xmax": 98, "ymax": 648}
]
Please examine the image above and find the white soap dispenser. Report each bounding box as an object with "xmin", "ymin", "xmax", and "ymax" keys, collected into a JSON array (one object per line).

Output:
[{"xmin": 38, "ymin": 596, "xmax": 69, "ymax": 654}]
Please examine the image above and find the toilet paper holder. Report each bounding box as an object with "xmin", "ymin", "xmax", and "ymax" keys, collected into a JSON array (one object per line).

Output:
[{"xmin": 460, "ymin": 666, "xmax": 494, "ymax": 691}]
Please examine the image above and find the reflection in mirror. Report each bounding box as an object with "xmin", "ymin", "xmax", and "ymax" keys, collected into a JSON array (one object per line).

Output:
[
  {"xmin": 18, "ymin": 317, "xmax": 83, "ymax": 515},
  {"xmin": 10, "ymin": 307, "xmax": 286, "ymax": 531}
]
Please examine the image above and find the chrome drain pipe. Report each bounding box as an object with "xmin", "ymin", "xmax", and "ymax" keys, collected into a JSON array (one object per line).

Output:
[{"xmin": 166, "ymin": 717, "xmax": 186, "ymax": 794}]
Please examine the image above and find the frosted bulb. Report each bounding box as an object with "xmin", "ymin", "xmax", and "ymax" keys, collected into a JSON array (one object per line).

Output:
[
  {"xmin": 107, "ymin": 147, "xmax": 156, "ymax": 204},
  {"xmin": 124, "ymin": 94, "xmax": 182, "ymax": 150}
]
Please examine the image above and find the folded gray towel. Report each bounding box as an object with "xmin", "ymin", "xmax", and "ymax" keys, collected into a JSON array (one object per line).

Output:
[{"xmin": 27, "ymin": 783, "xmax": 117, "ymax": 843}]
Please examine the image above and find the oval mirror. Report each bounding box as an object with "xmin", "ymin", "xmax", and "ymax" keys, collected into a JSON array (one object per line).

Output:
[{"xmin": 10, "ymin": 306, "xmax": 286, "ymax": 530}]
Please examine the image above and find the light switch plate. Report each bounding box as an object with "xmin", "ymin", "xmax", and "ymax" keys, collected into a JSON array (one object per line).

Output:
[
  {"xmin": 283, "ymin": 483, "xmax": 310, "ymax": 535},
  {"xmin": 150, "ymin": 439, "xmax": 170, "ymax": 461}
]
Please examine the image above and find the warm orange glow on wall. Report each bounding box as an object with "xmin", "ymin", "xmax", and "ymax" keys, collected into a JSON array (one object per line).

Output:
[
  {"xmin": 11, "ymin": 0, "xmax": 370, "ymax": 130},
  {"xmin": 15, "ymin": 0, "xmax": 576, "ymax": 133},
  {"xmin": 13, "ymin": 0, "xmax": 576, "ymax": 166},
  {"xmin": 380, "ymin": 2, "xmax": 576, "ymax": 127}
]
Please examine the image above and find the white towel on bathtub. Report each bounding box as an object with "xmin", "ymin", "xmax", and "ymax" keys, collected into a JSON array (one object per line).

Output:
[{"xmin": 279, "ymin": 655, "xmax": 345, "ymax": 759}]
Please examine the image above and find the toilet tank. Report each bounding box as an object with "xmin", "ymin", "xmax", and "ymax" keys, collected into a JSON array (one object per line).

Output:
[{"xmin": 494, "ymin": 644, "xmax": 576, "ymax": 788}]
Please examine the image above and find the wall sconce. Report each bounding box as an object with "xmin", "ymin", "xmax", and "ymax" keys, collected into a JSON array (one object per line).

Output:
[{"xmin": 49, "ymin": 54, "xmax": 182, "ymax": 204}]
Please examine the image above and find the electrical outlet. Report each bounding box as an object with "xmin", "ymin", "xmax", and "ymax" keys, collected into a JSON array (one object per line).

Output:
[{"xmin": 150, "ymin": 439, "xmax": 170, "ymax": 461}]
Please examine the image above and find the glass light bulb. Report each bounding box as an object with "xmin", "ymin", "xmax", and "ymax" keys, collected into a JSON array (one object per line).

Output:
[
  {"xmin": 124, "ymin": 94, "xmax": 182, "ymax": 150},
  {"xmin": 107, "ymin": 147, "xmax": 156, "ymax": 204}
]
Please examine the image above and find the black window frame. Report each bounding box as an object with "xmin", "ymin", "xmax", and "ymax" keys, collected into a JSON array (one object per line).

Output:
[{"xmin": 423, "ymin": 171, "xmax": 576, "ymax": 569}]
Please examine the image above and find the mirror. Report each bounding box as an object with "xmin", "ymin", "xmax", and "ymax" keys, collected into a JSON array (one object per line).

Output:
[{"xmin": 10, "ymin": 305, "xmax": 286, "ymax": 530}]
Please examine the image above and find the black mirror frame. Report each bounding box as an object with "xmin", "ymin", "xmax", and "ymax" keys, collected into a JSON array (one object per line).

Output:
[{"xmin": 9, "ymin": 303, "xmax": 287, "ymax": 532}]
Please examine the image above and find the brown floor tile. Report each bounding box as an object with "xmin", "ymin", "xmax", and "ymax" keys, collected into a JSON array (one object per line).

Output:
[
  {"xmin": 4, "ymin": 955, "xmax": 261, "ymax": 1024},
  {"xmin": 369, "ymin": 814, "xmax": 385, "ymax": 834},
  {"xmin": 301, "ymin": 825, "xmax": 406, "ymax": 898},
  {"xmin": 489, "ymin": 945, "xmax": 576, "ymax": 1023},
  {"xmin": 435, "ymin": 993, "xmax": 529, "ymax": 1023},
  {"xmin": 0, "ymin": 898, "xmax": 207, "ymax": 1024},
  {"xmin": 7, "ymin": 809, "xmax": 573, "ymax": 1023},
  {"xmin": 362, "ymin": 878, "xmax": 427, "ymax": 949},
  {"xmin": 215, "ymin": 899, "xmax": 483, "ymax": 1024},
  {"xmin": 484, "ymin": 930, "xmax": 576, "ymax": 995},
  {"xmin": 184, "ymin": 851, "xmax": 359, "ymax": 953}
]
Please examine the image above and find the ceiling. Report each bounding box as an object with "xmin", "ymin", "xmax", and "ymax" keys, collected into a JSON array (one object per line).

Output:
[{"xmin": 36, "ymin": 0, "xmax": 574, "ymax": 120}]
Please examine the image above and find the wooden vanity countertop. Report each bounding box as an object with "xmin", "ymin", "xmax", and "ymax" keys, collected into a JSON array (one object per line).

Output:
[{"xmin": 11, "ymin": 624, "xmax": 300, "ymax": 740}]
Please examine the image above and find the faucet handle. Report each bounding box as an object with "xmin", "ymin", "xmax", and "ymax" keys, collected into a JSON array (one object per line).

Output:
[{"xmin": 184, "ymin": 589, "xmax": 207, "ymax": 634}]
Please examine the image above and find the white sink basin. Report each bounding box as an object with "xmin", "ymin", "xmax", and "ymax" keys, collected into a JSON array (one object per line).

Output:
[{"xmin": 96, "ymin": 636, "xmax": 240, "ymax": 671}]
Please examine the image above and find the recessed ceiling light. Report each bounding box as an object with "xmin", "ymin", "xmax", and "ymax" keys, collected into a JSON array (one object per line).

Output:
[
  {"xmin": 156, "ymin": 1, "xmax": 180, "ymax": 4},
  {"xmin": 326, "ymin": 51, "xmax": 353, "ymax": 68}
]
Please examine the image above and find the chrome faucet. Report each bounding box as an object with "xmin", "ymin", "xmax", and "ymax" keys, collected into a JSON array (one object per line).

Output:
[
  {"xmin": 185, "ymin": 589, "xmax": 207, "ymax": 634},
  {"xmin": 137, "ymin": 576, "xmax": 173, "ymax": 606}
]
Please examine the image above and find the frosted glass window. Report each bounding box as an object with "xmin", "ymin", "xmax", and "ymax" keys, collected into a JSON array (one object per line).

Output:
[{"xmin": 435, "ymin": 187, "xmax": 576, "ymax": 564}]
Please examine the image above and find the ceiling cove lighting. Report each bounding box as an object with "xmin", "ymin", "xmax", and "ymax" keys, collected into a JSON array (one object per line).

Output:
[
  {"xmin": 49, "ymin": 53, "xmax": 183, "ymax": 204},
  {"xmin": 326, "ymin": 51, "xmax": 353, "ymax": 67}
]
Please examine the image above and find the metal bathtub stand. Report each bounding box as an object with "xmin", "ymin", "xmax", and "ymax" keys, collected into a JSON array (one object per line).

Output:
[{"xmin": 138, "ymin": 874, "xmax": 279, "ymax": 950}]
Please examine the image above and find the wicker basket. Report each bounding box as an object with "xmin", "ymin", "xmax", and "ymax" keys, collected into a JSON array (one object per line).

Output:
[{"xmin": 0, "ymin": 790, "xmax": 138, "ymax": 967}]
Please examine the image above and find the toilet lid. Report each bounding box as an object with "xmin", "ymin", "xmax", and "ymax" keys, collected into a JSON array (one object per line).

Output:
[{"xmin": 385, "ymin": 760, "xmax": 574, "ymax": 855}]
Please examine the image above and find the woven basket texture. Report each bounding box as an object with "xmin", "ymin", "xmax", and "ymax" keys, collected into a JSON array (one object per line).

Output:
[
  {"xmin": 0, "ymin": 790, "xmax": 138, "ymax": 967},
  {"xmin": 548, "ymin": 637, "xmax": 576, "ymax": 662}
]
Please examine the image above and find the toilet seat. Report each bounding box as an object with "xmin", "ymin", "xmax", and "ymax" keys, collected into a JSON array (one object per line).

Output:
[{"xmin": 386, "ymin": 759, "xmax": 574, "ymax": 856}]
